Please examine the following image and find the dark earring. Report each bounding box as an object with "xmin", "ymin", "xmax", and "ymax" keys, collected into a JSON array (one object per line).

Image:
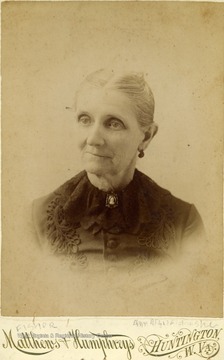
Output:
[{"xmin": 138, "ymin": 149, "xmax": 144, "ymax": 158}]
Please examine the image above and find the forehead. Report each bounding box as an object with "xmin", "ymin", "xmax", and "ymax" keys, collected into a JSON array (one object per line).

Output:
[{"xmin": 76, "ymin": 84, "xmax": 137, "ymax": 119}]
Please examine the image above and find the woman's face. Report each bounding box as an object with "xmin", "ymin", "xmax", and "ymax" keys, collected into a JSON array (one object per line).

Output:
[{"xmin": 74, "ymin": 85, "xmax": 146, "ymax": 178}]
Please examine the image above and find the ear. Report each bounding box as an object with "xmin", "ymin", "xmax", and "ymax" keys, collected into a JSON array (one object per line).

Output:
[{"xmin": 140, "ymin": 123, "xmax": 158, "ymax": 151}]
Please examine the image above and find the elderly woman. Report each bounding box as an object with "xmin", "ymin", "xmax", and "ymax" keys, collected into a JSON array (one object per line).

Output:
[{"xmin": 33, "ymin": 69, "xmax": 204, "ymax": 275}]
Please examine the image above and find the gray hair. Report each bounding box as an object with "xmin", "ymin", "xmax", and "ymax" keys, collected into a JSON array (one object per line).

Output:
[{"xmin": 76, "ymin": 69, "xmax": 155, "ymax": 132}]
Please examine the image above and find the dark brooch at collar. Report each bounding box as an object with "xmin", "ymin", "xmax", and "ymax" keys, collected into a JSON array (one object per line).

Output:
[{"xmin": 105, "ymin": 192, "xmax": 119, "ymax": 208}]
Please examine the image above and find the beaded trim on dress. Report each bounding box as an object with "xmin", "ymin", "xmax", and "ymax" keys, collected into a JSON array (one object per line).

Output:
[{"xmin": 45, "ymin": 170, "xmax": 176, "ymax": 256}]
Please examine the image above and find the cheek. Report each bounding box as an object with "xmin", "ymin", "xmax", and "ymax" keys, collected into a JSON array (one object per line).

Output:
[
  {"xmin": 74, "ymin": 127, "xmax": 87, "ymax": 150},
  {"xmin": 109, "ymin": 136, "xmax": 128, "ymax": 153},
  {"xmin": 113, "ymin": 137, "xmax": 139, "ymax": 162},
  {"xmin": 77, "ymin": 139, "xmax": 85, "ymax": 150},
  {"xmin": 75, "ymin": 138, "xmax": 84, "ymax": 151},
  {"xmin": 121, "ymin": 133, "xmax": 142, "ymax": 151}
]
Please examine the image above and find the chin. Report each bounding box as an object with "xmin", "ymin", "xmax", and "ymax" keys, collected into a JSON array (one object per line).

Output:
[
  {"xmin": 85, "ymin": 164, "xmax": 109, "ymax": 176},
  {"xmin": 83, "ymin": 157, "xmax": 112, "ymax": 175}
]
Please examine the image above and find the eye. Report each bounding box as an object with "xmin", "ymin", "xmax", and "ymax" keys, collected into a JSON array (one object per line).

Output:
[
  {"xmin": 106, "ymin": 118, "xmax": 126, "ymax": 130},
  {"xmin": 77, "ymin": 114, "xmax": 92, "ymax": 126}
]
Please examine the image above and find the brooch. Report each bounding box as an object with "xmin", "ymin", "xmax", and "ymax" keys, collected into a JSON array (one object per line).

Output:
[{"xmin": 105, "ymin": 193, "xmax": 119, "ymax": 208}]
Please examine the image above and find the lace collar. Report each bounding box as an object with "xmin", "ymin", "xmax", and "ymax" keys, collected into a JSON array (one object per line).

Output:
[{"xmin": 58, "ymin": 169, "xmax": 167, "ymax": 235}]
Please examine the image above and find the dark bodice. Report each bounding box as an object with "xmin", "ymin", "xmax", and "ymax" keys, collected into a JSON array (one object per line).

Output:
[{"xmin": 33, "ymin": 170, "xmax": 204, "ymax": 274}]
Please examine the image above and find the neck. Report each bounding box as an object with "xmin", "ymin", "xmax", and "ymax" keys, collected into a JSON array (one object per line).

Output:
[{"xmin": 87, "ymin": 167, "xmax": 136, "ymax": 192}]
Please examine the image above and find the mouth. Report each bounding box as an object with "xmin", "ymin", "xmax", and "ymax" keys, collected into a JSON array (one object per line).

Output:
[{"xmin": 85, "ymin": 151, "xmax": 111, "ymax": 159}]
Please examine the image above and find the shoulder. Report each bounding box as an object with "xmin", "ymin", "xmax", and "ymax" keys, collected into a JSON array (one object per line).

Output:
[
  {"xmin": 33, "ymin": 171, "xmax": 86, "ymax": 208},
  {"xmin": 136, "ymin": 169, "xmax": 204, "ymax": 238},
  {"xmin": 136, "ymin": 169, "xmax": 191, "ymax": 212},
  {"xmin": 32, "ymin": 171, "xmax": 86, "ymax": 245}
]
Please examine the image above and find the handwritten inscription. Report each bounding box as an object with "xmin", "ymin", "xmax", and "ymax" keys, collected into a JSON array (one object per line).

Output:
[
  {"xmin": 133, "ymin": 319, "xmax": 219, "ymax": 328},
  {"xmin": 133, "ymin": 320, "xmax": 148, "ymax": 327},
  {"xmin": 16, "ymin": 321, "xmax": 57, "ymax": 333}
]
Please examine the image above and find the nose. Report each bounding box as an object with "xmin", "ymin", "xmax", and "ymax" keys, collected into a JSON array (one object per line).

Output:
[{"xmin": 86, "ymin": 123, "xmax": 105, "ymax": 146}]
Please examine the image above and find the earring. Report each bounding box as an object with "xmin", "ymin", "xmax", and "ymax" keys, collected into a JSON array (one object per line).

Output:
[{"xmin": 138, "ymin": 149, "xmax": 144, "ymax": 158}]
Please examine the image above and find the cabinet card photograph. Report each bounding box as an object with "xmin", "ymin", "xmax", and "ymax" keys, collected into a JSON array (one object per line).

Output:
[{"xmin": 2, "ymin": 1, "xmax": 223, "ymax": 317}]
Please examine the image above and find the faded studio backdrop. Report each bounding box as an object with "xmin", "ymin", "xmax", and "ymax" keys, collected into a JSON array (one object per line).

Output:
[{"xmin": 2, "ymin": 2, "xmax": 223, "ymax": 316}]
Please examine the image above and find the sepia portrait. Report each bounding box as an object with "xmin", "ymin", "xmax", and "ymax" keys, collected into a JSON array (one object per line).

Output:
[{"xmin": 2, "ymin": 1, "xmax": 223, "ymax": 318}]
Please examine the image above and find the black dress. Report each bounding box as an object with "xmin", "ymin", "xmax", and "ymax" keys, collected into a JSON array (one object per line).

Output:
[{"xmin": 33, "ymin": 169, "xmax": 205, "ymax": 274}]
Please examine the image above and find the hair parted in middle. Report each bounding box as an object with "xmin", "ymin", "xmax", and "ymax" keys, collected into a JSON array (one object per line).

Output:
[{"xmin": 75, "ymin": 69, "xmax": 156, "ymax": 133}]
